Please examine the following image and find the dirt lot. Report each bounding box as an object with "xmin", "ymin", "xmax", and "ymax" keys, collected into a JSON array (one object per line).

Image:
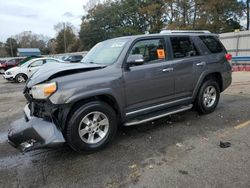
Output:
[{"xmin": 0, "ymin": 72, "xmax": 250, "ymax": 188}]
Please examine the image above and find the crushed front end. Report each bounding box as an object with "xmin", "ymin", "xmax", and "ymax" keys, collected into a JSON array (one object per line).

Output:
[{"xmin": 8, "ymin": 86, "xmax": 66, "ymax": 152}]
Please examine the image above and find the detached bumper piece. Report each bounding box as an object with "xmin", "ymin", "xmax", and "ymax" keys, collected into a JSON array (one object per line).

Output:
[{"xmin": 8, "ymin": 105, "xmax": 65, "ymax": 152}]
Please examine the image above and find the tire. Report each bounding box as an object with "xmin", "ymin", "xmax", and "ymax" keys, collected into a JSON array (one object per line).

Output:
[
  {"xmin": 66, "ymin": 101, "xmax": 118, "ymax": 153},
  {"xmin": 15, "ymin": 74, "xmax": 28, "ymax": 83},
  {"xmin": 195, "ymin": 79, "xmax": 220, "ymax": 114}
]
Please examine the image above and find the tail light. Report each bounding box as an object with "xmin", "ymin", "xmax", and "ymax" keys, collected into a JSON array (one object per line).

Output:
[
  {"xmin": 225, "ymin": 54, "xmax": 232, "ymax": 61},
  {"xmin": 225, "ymin": 53, "xmax": 232, "ymax": 66}
]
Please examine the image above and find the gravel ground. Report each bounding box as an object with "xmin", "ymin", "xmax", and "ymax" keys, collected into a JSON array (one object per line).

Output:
[{"xmin": 0, "ymin": 72, "xmax": 250, "ymax": 188}]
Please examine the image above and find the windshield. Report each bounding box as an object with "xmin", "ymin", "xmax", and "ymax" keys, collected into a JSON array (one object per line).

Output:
[{"xmin": 81, "ymin": 38, "xmax": 128, "ymax": 65}]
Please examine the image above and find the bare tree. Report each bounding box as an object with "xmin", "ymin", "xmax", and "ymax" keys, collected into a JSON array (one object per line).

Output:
[
  {"xmin": 83, "ymin": 0, "xmax": 100, "ymax": 12},
  {"xmin": 247, "ymin": 0, "xmax": 250, "ymax": 30}
]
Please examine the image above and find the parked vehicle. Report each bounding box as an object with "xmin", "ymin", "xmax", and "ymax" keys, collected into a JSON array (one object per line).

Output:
[
  {"xmin": 0, "ymin": 57, "xmax": 25, "ymax": 73},
  {"xmin": 3, "ymin": 58, "xmax": 61, "ymax": 83},
  {"xmin": 19, "ymin": 56, "xmax": 41, "ymax": 66},
  {"xmin": 52, "ymin": 55, "xmax": 66, "ymax": 61},
  {"xmin": 8, "ymin": 31, "xmax": 232, "ymax": 153},
  {"xmin": 63, "ymin": 55, "xmax": 83, "ymax": 63},
  {"xmin": 0, "ymin": 59, "xmax": 7, "ymax": 73}
]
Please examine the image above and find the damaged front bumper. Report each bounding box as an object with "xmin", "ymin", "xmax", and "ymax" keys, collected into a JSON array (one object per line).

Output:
[{"xmin": 8, "ymin": 104, "xmax": 65, "ymax": 152}]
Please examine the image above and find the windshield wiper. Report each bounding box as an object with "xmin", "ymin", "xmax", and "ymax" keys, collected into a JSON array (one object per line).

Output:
[{"xmin": 82, "ymin": 61, "xmax": 103, "ymax": 65}]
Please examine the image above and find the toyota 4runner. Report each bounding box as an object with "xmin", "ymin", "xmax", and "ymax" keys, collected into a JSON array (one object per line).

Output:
[{"xmin": 8, "ymin": 30, "xmax": 232, "ymax": 153}]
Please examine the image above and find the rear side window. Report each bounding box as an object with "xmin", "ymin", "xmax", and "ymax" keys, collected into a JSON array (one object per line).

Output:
[
  {"xmin": 170, "ymin": 37, "xmax": 199, "ymax": 59},
  {"xmin": 199, "ymin": 36, "xmax": 224, "ymax": 53}
]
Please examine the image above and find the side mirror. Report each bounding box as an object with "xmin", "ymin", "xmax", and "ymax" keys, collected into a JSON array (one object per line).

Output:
[{"xmin": 126, "ymin": 54, "xmax": 144, "ymax": 66}]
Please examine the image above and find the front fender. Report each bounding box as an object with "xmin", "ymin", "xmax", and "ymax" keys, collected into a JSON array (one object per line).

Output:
[
  {"xmin": 53, "ymin": 88, "xmax": 125, "ymax": 130},
  {"xmin": 68, "ymin": 88, "xmax": 124, "ymax": 116},
  {"xmin": 65, "ymin": 88, "xmax": 116, "ymax": 104}
]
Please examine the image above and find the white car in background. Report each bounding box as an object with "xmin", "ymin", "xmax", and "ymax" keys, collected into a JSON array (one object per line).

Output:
[{"xmin": 3, "ymin": 58, "xmax": 61, "ymax": 83}]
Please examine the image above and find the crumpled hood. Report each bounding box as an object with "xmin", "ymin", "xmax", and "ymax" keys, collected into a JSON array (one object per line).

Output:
[{"xmin": 26, "ymin": 62, "xmax": 105, "ymax": 87}]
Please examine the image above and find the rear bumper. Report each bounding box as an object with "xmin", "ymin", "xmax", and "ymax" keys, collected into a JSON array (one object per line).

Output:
[
  {"xmin": 222, "ymin": 70, "xmax": 232, "ymax": 92},
  {"xmin": 8, "ymin": 104, "xmax": 65, "ymax": 152}
]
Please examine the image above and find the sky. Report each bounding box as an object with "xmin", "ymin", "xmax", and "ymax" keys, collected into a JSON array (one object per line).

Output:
[{"xmin": 0, "ymin": 0, "xmax": 89, "ymax": 42}]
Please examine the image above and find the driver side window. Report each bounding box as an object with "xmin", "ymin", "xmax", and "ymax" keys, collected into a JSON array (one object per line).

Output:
[
  {"xmin": 129, "ymin": 38, "xmax": 167, "ymax": 65},
  {"xmin": 30, "ymin": 60, "xmax": 43, "ymax": 67}
]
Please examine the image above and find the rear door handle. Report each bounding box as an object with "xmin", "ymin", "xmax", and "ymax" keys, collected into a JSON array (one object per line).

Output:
[
  {"xmin": 196, "ymin": 62, "xmax": 206, "ymax": 66},
  {"xmin": 162, "ymin": 67, "xmax": 174, "ymax": 72}
]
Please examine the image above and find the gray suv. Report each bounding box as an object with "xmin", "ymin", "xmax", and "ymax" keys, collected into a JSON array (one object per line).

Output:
[{"xmin": 8, "ymin": 31, "xmax": 232, "ymax": 153}]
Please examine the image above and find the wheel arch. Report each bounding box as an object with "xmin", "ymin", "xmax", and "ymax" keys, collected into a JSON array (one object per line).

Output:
[
  {"xmin": 193, "ymin": 72, "xmax": 223, "ymax": 100},
  {"xmin": 60, "ymin": 94, "xmax": 123, "ymax": 131}
]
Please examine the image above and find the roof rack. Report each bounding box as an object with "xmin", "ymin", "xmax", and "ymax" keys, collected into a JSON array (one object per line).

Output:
[{"xmin": 160, "ymin": 30, "xmax": 211, "ymax": 34}]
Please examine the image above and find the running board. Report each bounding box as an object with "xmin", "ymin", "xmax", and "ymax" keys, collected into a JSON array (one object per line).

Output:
[{"xmin": 124, "ymin": 104, "xmax": 193, "ymax": 126}]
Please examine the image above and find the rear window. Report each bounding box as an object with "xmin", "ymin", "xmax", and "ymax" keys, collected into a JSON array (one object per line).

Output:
[
  {"xmin": 199, "ymin": 36, "xmax": 224, "ymax": 53},
  {"xmin": 170, "ymin": 37, "xmax": 199, "ymax": 59}
]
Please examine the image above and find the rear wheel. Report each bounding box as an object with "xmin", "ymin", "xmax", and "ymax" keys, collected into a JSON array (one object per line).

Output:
[
  {"xmin": 66, "ymin": 101, "xmax": 117, "ymax": 153},
  {"xmin": 15, "ymin": 74, "xmax": 27, "ymax": 83},
  {"xmin": 195, "ymin": 79, "xmax": 220, "ymax": 114}
]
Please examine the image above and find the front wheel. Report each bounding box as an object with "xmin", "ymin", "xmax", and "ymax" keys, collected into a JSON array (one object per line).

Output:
[
  {"xmin": 66, "ymin": 101, "xmax": 118, "ymax": 153},
  {"xmin": 195, "ymin": 80, "xmax": 220, "ymax": 114},
  {"xmin": 15, "ymin": 74, "xmax": 28, "ymax": 83}
]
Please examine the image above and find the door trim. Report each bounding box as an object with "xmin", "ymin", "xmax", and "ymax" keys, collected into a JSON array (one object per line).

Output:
[
  {"xmin": 126, "ymin": 97, "xmax": 192, "ymax": 116},
  {"xmin": 125, "ymin": 104, "xmax": 193, "ymax": 126}
]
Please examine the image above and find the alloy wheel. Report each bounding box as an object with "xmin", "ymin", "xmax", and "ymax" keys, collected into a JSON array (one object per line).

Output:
[
  {"xmin": 17, "ymin": 75, "xmax": 25, "ymax": 83},
  {"xmin": 78, "ymin": 111, "xmax": 109, "ymax": 144},
  {"xmin": 203, "ymin": 85, "xmax": 217, "ymax": 108}
]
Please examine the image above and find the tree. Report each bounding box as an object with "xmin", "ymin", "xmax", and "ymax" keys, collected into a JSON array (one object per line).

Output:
[
  {"xmin": 47, "ymin": 39, "xmax": 57, "ymax": 54},
  {"xmin": 201, "ymin": 0, "xmax": 243, "ymax": 33},
  {"xmin": 14, "ymin": 31, "xmax": 50, "ymax": 54},
  {"xmin": 80, "ymin": 1, "xmax": 124, "ymax": 50},
  {"xmin": 54, "ymin": 23, "xmax": 77, "ymax": 53},
  {"xmin": 83, "ymin": 0, "xmax": 100, "ymax": 11},
  {"xmin": 70, "ymin": 38, "xmax": 83, "ymax": 52},
  {"xmin": 138, "ymin": 0, "xmax": 165, "ymax": 33},
  {"xmin": 0, "ymin": 42, "xmax": 8, "ymax": 57},
  {"xmin": 79, "ymin": 0, "xmax": 166, "ymax": 50},
  {"xmin": 247, "ymin": 0, "xmax": 250, "ymax": 30},
  {"xmin": 15, "ymin": 31, "xmax": 33, "ymax": 48},
  {"xmin": 164, "ymin": 0, "xmax": 244, "ymax": 33},
  {"xmin": 5, "ymin": 38, "xmax": 18, "ymax": 57},
  {"xmin": 79, "ymin": 0, "xmax": 245, "ymax": 49}
]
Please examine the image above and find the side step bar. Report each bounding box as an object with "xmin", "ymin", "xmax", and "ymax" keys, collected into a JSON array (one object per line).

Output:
[{"xmin": 124, "ymin": 104, "xmax": 193, "ymax": 126}]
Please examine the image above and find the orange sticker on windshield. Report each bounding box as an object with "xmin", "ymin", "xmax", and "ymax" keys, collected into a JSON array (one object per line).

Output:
[{"xmin": 157, "ymin": 49, "xmax": 165, "ymax": 59}]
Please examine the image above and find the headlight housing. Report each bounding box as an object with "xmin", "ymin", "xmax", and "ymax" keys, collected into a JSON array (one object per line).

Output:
[
  {"xmin": 6, "ymin": 71, "xmax": 12, "ymax": 75},
  {"xmin": 30, "ymin": 82, "xmax": 57, "ymax": 99}
]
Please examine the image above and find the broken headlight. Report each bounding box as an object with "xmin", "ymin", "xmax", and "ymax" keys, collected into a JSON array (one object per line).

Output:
[{"xmin": 30, "ymin": 82, "xmax": 57, "ymax": 99}]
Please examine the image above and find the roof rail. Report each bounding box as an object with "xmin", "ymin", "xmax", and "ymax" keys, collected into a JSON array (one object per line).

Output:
[{"xmin": 160, "ymin": 30, "xmax": 211, "ymax": 34}]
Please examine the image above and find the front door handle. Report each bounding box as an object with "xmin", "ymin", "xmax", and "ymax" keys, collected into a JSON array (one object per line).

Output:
[
  {"xmin": 196, "ymin": 62, "xmax": 206, "ymax": 66},
  {"xmin": 162, "ymin": 67, "xmax": 174, "ymax": 72}
]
